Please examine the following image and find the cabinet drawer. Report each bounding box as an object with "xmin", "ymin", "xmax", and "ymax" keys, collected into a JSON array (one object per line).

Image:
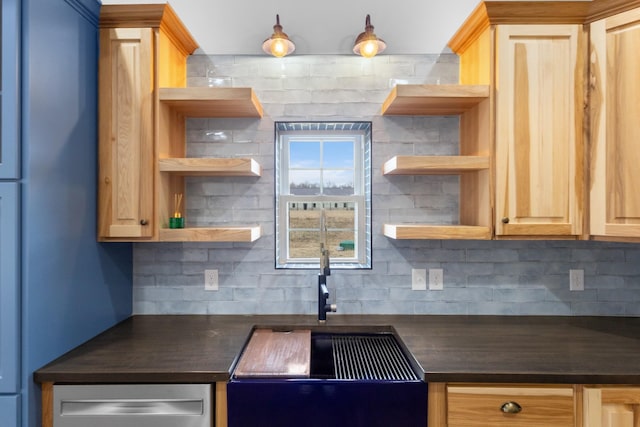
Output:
[{"xmin": 447, "ymin": 385, "xmax": 574, "ymax": 427}]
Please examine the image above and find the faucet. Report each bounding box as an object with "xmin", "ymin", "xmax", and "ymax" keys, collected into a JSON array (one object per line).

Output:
[{"xmin": 318, "ymin": 243, "xmax": 337, "ymax": 323}]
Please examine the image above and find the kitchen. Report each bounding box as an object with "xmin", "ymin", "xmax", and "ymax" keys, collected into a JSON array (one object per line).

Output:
[{"xmin": 4, "ymin": 0, "xmax": 640, "ymax": 426}]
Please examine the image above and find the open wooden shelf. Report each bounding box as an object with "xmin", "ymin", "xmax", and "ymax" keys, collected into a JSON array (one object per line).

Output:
[
  {"xmin": 159, "ymin": 157, "xmax": 262, "ymax": 176},
  {"xmin": 155, "ymin": 87, "xmax": 265, "ymax": 243},
  {"xmin": 382, "ymin": 84, "xmax": 490, "ymax": 115},
  {"xmin": 383, "ymin": 155, "xmax": 489, "ymax": 175},
  {"xmin": 380, "ymin": 83, "xmax": 492, "ymax": 240},
  {"xmin": 383, "ymin": 224, "xmax": 491, "ymax": 240},
  {"xmin": 159, "ymin": 226, "xmax": 262, "ymax": 242},
  {"xmin": 159, "ymin": 87, "xmax": 263, "ymax": 118}
]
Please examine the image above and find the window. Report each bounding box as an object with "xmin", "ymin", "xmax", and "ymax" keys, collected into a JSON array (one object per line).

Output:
[{"xmin": 275, "ymin": 122, "xmax": 372, "ymax": 269}]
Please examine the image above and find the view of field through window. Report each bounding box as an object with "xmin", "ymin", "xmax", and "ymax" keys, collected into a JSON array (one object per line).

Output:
[
  {"xmin": 288, "ymin": 202, "xmax": 356, "ymax": 259},
  {"xmin": 287, "ymin": 139, "xmax": 356, "ymax": 259}
]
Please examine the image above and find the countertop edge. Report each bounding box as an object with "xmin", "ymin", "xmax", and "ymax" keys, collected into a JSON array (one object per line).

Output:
[{"xmin": 33, "ymin": 314, "xmax": 640, "ymax": 385}]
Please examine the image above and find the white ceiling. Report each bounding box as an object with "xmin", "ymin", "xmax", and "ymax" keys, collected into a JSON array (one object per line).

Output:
[
  {"xmin": 101, "ymin": 0, "xmax": 484, "ymax": 55},
  {"xmin": 101, "ymin": 0, "xmax": 592, "ymax": 55}
]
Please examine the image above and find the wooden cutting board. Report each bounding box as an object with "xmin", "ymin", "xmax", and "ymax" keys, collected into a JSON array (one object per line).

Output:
[{"xmin": 234, "ymin": 329, "xmax": 311, "ymax": 378}]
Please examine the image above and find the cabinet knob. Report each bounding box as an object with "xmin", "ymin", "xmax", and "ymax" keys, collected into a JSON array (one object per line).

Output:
[
  {"xmin": 140, "ymin": 219, "xmax": 149, "ymax": 226},
  {"xmin": 500, "ymin": 401, "xmax": 522, "ymax": 414},
  {"xmin": 501, "ymin": 217, "xmax": 509, "ymax": 224}
]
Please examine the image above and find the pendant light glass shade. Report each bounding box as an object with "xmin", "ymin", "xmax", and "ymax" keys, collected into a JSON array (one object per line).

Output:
[
  {"xmin": 353, "ymin": 14, "xmax": 386, "ymax": 58},
  {"xmin": 262, "ymin": 14, "xmax": 295, "ymax": 57}
]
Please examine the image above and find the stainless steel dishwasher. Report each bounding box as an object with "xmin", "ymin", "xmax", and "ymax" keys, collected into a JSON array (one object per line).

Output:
[{"xmin": 53, "ymin": 384, "xmax": 212, "ymax": 427}]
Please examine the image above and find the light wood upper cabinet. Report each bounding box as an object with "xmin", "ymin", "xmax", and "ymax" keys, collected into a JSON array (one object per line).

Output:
[
  {"xmin": 448, "ymin": 2, "xmax": 617, "ymax": 241},
  {"xmin": 98, "ymin": 5, "xmax": 195, "ymax": 241},
  {"xmin": 98, "ymin": 27, "xmax": 155, "ymax": 239},
  {"xmin": 495, "ymin": 24, "xmax": 585, "ymax": 238},
  {"xmin": 97, "ymin": 5, "xmax": 264, "ymax": 242},
  {"xmin": 584, "ymin": 387, "xmax": 640, "ymax": 427},
  {"xmin": 589, "ymin": 7, "xmax": 640, "ymax": 239}
]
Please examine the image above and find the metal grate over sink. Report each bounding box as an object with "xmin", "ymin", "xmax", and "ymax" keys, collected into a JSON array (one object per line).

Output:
[{"xmin": 331, "ymin": 335, "xmax": 419, "ymax": 381}]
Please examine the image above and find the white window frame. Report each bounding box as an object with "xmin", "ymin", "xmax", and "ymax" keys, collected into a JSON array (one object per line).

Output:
[{"xmin": 275, "ymin": 122, "xmax": 372, "ymax": 270}]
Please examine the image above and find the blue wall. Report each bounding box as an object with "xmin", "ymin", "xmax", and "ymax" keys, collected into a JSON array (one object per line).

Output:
[{"xmin": 21, "ymin": 0, "xmax": 132, "ymax": 426}]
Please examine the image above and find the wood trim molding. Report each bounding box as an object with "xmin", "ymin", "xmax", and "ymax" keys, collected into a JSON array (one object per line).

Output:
[
  {"xmin": 99, "ymin": 4, "xmax": 167, "ymax": 28},
  {"xmin": 158, "ymin": 4, "xmax": 199, "ymax": 56},
  {"xmin": 481, "ymin": 1, "xmax": 591, "ymax": 24},
  {"xmin": 587, "ymin": 0, "xmax": 640, "ymax": 22},
  {"xmin": 99, "ymin": 4, "xmax": 198, "ymax": 55},
  {"xmin": 448, "ymin": 0, "xmax": 640, "ymax": 54},
  {"xmin": 216, "ymin": 382, "xmax": 228, "ymax": 427},
  {"xmin": 448, "ymin": 2, "xmax": 490, "ymax": 54},
  {"xmin": 41, "ymin": 382, "xmax": 53, "ymax": 427}
]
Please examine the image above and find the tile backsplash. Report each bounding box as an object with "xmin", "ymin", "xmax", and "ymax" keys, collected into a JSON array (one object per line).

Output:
[{"xmin": 133, "ymin": 54, "xmax": 640, "ymax": 316}]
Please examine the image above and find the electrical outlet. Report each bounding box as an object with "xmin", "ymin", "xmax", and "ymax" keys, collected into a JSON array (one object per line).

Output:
[
  {"xmin": 569, "ymin": 269, "xmax": 584, "ymax": 291},
  {"xmin": 412, "ymin": 269, "xmax": 427, "ymax": 290},
  {"xmin": 205, "ymin": 269, "xmax": 219, "ymax": 291},
  {"xmin": 429, "ymin": 269, "xmax": 444, "ymax": 291}
]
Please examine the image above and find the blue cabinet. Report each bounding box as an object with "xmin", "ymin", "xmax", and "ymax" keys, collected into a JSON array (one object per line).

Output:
[
  {"xmin": 0, "ymin": 0, "xmax": 19, "ymax": 179},
  {"xmin": 0, "ymin": 395, "xmax": 20, "ymax": 426},
  {"xmin": 0, "ymin": 184, "xmax": 19, "ymax": 395},
  {"xmin": 0, "ymin": 0, "xmax": 20, "ymax": 401}
]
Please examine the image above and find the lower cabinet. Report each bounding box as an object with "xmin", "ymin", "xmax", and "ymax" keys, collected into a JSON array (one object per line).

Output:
[
  {"xmin": 39, "ymin": 382, "xmax": 640, "ymax": 427},
  {"xmin": 584, "ymin": 387, "xmax": 640, "ymax": 427},
  {"xmin": 448, "ymin": 384, "xmax": 575, "ymax": 426},
  {"xmin": 429, "ymin": 383, "xmax": 576, "ymax": 426},
  {"xmin": 0, "ymin": 395, "xmax": 20, "ymax": 427},
  {"xmin": 430, "ymin": 384, "xmax": 640, "ymax": 427},
  {"xmin": 0, "ymin": 184, "xmax": 19, "ymax": 395}
]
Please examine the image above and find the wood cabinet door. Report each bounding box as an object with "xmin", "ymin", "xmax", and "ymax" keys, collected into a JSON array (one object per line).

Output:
[
  {"xmin": 98, "ymin": 28, "xmax": 155, "ymax": 240},
  {"xmin": 584, "ymin": 387, "xmax": 640, "ymax": 427},
  {"xmin": 495, "ymin": 25, "xmax": 585, "ymax": 237},
  {"xmin": 590, "ymin": 8, "xmax": 640, "ymax": 239}
]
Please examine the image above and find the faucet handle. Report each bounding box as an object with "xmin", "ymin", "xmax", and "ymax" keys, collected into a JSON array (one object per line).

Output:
[{"xmin": 320, "ymin": 283, "xmax": 329, "ymax": 298}]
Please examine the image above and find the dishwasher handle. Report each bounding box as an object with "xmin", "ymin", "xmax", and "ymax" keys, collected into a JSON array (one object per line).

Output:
[{"xmin": 60, "ymin": 398, "xmax": 204, "ymax": 416}]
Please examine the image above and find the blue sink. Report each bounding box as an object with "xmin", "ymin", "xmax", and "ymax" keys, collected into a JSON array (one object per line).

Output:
[{"xmin": 227, "ymin": 331, "xmax": 427, "ymax": 427}]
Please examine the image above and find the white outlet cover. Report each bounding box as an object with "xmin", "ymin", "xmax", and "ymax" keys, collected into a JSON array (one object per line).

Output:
[
  {"xmin": 429, "ymin": 268, "xmax": 444, "ymax": 291},
  {"xmin": 205, "ymin": 269, "xmax": 219, "ymax": 291},
  {"xmin": 412, "ymin": 269, "xmax": 427, "ymax": 290},
  {"xmin": 569, "ymin": 269, "xmax": 584, "ymax": 291}
]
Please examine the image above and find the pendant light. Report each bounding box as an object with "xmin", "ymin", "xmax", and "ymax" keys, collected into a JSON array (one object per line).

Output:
[
  {"xmin": 262, "ymin": 14, "xmax": 295, "ymax": 58},
  {"xmin": 353, "ymin": 14, "xmax": 386, "ymax": 58}
]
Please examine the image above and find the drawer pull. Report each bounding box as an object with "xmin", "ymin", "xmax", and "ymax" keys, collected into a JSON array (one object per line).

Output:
[{"xmin": 500, "ymin": 401, "xmax": 522, "ymax": 414}]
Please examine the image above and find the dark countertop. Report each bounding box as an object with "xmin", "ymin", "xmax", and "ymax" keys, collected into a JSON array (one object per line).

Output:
[{"xmin": 34, "ymin": 315, "xmax": 640, "ymax": 384}]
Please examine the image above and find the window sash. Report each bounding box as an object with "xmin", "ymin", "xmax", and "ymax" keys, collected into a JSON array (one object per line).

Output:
[
  {"xmin": 277, "ymin": 195, "xmax": 365, "ymax": 267},
  {"xmin": 280, "ymin": 134, "xmax": 364, "ymax": 196}
]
